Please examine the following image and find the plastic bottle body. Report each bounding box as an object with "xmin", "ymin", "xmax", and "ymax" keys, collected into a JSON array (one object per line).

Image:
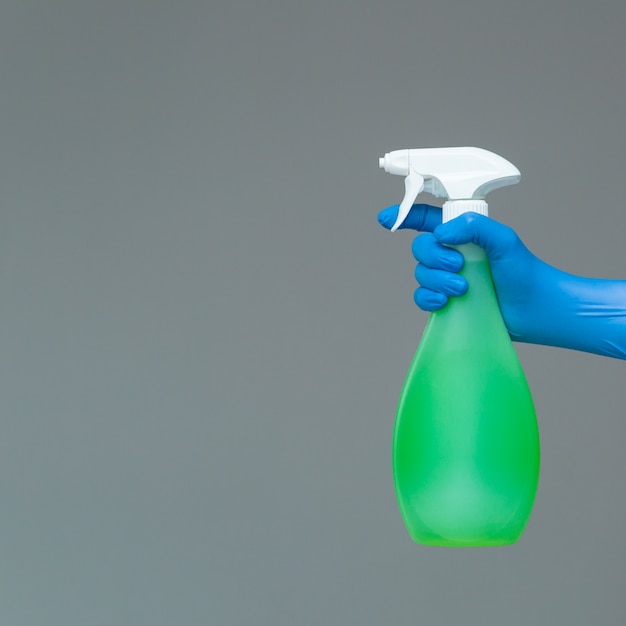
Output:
[{"xmin": 392, "ymin": 244, "xmax": 540, "ymax": 546}]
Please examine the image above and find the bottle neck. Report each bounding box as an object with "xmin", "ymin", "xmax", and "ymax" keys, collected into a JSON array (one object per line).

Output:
[
  {"xmin": 442, "ymin": 200, "xmax": 488, "ymax": 223},
  {"xmin": 429, "ymin": 242, "xmax": 510, "ymax": 347}
]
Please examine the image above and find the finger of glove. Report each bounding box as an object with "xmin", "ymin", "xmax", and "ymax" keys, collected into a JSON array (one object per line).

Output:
[
  {"xmin": 414, "ymin": 263, "xmax": 468, "ymax": 296},
  {"xmin": 414, "ymin": 288, "xmax": 448, "ymax": 311},
  {"xmin": 378, "ymin": 204, "xmax": 442, "ymax": 233},
  {"xmin": 433, "ymin": 212, "xmax": 519, "ymax": 261},
  {"xmin": 412, "ymin": 233, "xmax": 464, "ymax": 271}
]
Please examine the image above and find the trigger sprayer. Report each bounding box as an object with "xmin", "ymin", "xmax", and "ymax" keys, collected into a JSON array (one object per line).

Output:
[
  {"xmin": 379, "ymin": 147, "xmax": 540, "ymax": 547},
  {"xmin": 379, "ymin": 146, "xmax": 521, "ymax": 229}
]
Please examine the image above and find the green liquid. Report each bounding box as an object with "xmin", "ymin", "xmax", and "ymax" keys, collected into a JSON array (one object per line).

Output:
[{"xmin": 393, "ymin": 244, "xmax": 540, "ymax": 546}]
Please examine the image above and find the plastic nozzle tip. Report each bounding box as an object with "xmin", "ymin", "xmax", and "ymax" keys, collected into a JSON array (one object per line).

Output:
[{"xmin": 379, "ymin": 157, "xmax": 385, "ymax": 169}]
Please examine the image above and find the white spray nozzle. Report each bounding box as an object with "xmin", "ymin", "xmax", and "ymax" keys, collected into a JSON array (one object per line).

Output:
[{"xmin": 378, "ymin": 147, "xmax": 521, "ymax": 230}]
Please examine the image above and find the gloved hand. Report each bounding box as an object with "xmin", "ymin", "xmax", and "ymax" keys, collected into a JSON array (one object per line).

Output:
[{"xmin": 378, "ymin": 204, "xmax": 626, "ymax": 360}]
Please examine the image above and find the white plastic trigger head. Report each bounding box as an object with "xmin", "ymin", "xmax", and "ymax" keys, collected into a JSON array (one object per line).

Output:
[{"xmin": 390, "ymin": 170, "xmax": 424, "ymax": 232}]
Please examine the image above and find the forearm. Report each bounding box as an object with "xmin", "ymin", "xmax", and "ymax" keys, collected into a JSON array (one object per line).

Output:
[{"xmin": 512, "ymin": 267, "xmax": 626, "ymax": 359}]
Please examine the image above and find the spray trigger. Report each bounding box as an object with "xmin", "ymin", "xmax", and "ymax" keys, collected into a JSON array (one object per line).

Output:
[{"xmin": 391, "ymin": 170, "xmax": 424, "ymax": 232}]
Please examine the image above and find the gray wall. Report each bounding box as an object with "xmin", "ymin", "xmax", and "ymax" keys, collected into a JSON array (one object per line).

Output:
[{"xmin": 1, "ymin": 1, "xmax": 625, "ymax": 624}]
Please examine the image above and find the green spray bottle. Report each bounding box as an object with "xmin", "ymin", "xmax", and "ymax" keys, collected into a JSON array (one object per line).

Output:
[{"xmin": 379, "ymin": 147, "xmax": 540, "ymax": 547}]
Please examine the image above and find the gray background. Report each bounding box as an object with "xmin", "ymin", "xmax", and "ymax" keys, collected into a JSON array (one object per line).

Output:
[{"xmin": 0, "ymin": 0, "xmax": 625, "ymax": 624}]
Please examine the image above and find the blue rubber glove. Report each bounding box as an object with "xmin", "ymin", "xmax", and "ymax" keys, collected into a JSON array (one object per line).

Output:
[{"xmin": 378, "ymin": 204, "xmax": 626, "ymax": 360}]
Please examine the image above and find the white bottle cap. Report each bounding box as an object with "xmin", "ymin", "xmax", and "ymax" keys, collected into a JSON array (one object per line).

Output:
[{"xmin": 442, "ymin": 200, "xmax": 488, "ymax": 223}]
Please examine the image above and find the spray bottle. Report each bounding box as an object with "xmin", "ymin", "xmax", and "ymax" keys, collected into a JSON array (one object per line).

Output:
[{"xmin": 379, "ymin": 147, "xmax": 540, "ymax": 546}]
